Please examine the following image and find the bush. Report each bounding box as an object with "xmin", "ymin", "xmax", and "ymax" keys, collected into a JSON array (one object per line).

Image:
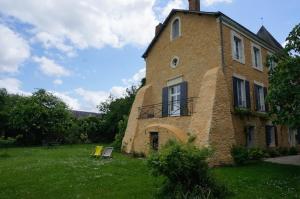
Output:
[
  {"xmin": 289, "ymin": 147, "xmax": 298, "ymax": 155},
  {"xmin": 112, "ymin": 115, "xmax": 128, "ymax": 151},
  {"xmin": 248, "ymin": 148, "xmax": 265, "ymax": 161},
  {"xmin": 265, "ymin": 148, "xmax": 281, "ymax": 158},
  {"xmin": 0, "ymin": 136, "xmax": 16, "ymax": 148},
  {"xmin": 147, "ymin": 140, "xmax": 229, "ymax": 199},
  {"xmin": 231, "ymin": 146, "xmax": 249, "ymax": 165},
  {"xmin": 277, "ymin": 147, "xmax": 289, "ymax": 156}
]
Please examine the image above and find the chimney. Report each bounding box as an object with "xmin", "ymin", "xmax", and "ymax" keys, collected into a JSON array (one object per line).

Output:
[
  {"xmin": 155, "ymin": 23, "xmax": 163, "ymax": 36},
  {"xmin": 188, "ymin": 0, "xmax": 200, "ymax": 11}
]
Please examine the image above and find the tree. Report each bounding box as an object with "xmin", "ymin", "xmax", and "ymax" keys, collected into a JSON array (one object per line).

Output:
[
  {"xmin": 9, "ymin": 89, "xmax": 72, "ymax": 145},
  {"xmin": 267, "ymin": 23, "xmax": 300, "ymax": 128}
]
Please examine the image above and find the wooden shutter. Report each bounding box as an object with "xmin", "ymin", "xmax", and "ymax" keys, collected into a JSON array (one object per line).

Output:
[
  {"xmin": 265, "ymin": 126, "xmax": 271, "ymax": 147},
  {"xmin": 274, "ymin": 126, "xmax": 278, "ymax": 146},
  {"xmin": 254, "ymin": 84, "xmax": 259, "ymax": 111},
  {"xmin": 180, "ymin": 81, "xmax": 188, "ymax": 116},
  {"xmin": 232, "ymin": 77, "xmax": 238, "ymax": 107},
  {"xmin": 162, "ymin": 87, "xmax": 169, "ymax": 117},
  {"xmin": 264, "ymin": 87, "xmax": 269, "ymax": 112},
  {"xmin": 245, "ymin": 80, "xmax": 251, "ymax": 109}
]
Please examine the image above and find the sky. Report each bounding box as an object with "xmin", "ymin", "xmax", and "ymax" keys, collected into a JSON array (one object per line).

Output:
[{"xmin": 0, "ymin": 0, "xmax": 299, "ymax": 112}]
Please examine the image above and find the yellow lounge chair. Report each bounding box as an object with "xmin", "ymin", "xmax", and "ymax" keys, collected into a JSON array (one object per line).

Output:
[{"xmin": 91, "ymin": 146, "xmax": 103, "ymax": 158}]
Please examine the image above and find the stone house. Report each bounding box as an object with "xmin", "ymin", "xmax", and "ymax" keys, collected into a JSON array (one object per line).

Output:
[{"xmin": 122, "ymin": 0, "xmax": 300, "ymax": 164}]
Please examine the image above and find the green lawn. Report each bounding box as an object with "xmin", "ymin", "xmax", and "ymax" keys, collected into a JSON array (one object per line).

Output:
[{"xmin": 0, "ymin": 145, "xmax": 300, "ymax": 199}]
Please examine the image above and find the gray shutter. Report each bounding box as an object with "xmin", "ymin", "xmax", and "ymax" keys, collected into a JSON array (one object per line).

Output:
[
  {"xmin": 162, "ymin": 87, "xmax": 169, "ymax": 117},
  {"xmin": 265, "ymin": 126, "xmax": 272, "ymax": 147},
  {"xmin": 264, "ymin": 87, "xmax": 269, "ymax": 112},
  {"xmin": 232, "ymin": 77, "xmax": 238, "ymax": 107},
  {"xmin": 254, "ymin": 85, "xmax": 259, "ymax": 111},
  {"xmin": 245, "ymin": 80, "xmax": 251, "ymax": 109},
  {"xmin": 180, "ymin": 82, "xmax": 188, "ymax": 116}
]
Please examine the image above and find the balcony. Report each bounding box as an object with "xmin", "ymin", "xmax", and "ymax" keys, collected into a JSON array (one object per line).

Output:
[{"xmin": 138, "ymin": 97, "xmax": 197, "ymax": 119}]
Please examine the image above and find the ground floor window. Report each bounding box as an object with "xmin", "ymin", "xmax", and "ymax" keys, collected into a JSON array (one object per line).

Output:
[
  {"xmin": 246, "ymin": 126, "xmax": 255, "ymax": 148},
  {"xmin": 150, "ymin": 132, "xmax": 159, "ymax": 151},
  {"xmin": 266, "ymin": 126, "xmax": 277, "ymax": 147},
  {"xmin": 288, "ymin": 128, "xmax": 300, "ymax": 146}
]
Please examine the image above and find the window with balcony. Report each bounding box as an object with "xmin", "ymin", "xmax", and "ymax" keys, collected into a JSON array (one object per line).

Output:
[
  {"xmin": 233, "ymin": 76, "xmax": 250, "ymax": 109},
  {"xmin": 254, "ymin": 83, "xmax": 267, "ymax": 112}
]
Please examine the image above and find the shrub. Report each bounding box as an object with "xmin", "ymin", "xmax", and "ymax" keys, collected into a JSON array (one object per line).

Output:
[
  {"xmin": 147, "ymin": 140, "xmax": 229, "ymax": 199},
  {"xmin": 277, "ymin": 147, "xmax": 289, "ymax": 156},
  {"xmin": 112, "ymin": 116, "xmax": 128, "ymax": 151},
  {"xmin": 231, "ymin": 146, "xmax": 249, "ymax": 165},
  {"xmin": 248, "ymin": 148, "xmax": 265, "ymax": 161},
  {"xmin": 0, "ymin": 136, "xmax": 16, "ymax": 148},
  {"xmin": 265, "ymin": 148, "xmax": 281, "ymax": 158},
  {"xmin": 288, "ymin": 147, "xmax": 298, "ymax": 155}
]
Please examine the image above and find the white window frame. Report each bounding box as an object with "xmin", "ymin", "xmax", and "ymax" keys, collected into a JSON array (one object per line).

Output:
[
  {"xmin": 170, "ymin": 17, "xmax": 181, "ymax": 41},
  {"xmin": 288, "ymin": 128, "xmax": 298, "ymax": 146},
  {"xmin": 231, "ymin": 31, "xmax": 245, "ymax": 64},
  {"xmin": 234, "ymin": 74, "xmax": 247, "ymax": 108},
  {"xmin": 254, "ymin": 81, "xmax": 265, "ymax": 112},
  {"xmin": 251, "ymin": 42, "xmax": 263, "ymax": 71},
  {"xmin": 168, "ymin": 84, "xmax": 181, "ymax": 116},
  {"xmin": 267, "ymin": 51, "xmax": 277, "ymax": 70}
]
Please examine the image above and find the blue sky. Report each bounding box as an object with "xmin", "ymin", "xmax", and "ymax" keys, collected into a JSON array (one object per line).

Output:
[{"xmin": 0, "ymin": 0, "xmax": 299, "ymax": 112}]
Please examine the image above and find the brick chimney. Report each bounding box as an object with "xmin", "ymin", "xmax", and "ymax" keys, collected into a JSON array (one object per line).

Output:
[
  {"xmin": 155, "ymin": 23, "xmax": 163, "ymax": 36},
  {"xmin": 188, "ymin": 0, "xmax": 200, "ymax": 11}
]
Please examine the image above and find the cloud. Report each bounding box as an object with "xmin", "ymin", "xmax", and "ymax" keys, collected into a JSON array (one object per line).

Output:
[
  {"xmin": 75, "ymin": 88, "xmax": 109, "ymax": 112},
  {"xmin": 159, "ymin": 0, "xmax": 186, "ymax": 19},
  {"xmin": 203, "ymin": 0, "xmax": 232, "ymax": 6},
  {"xmin": 33, "ymin": 56, "xmax": 71, "ymax": 77},
  {"xmin": 53, "ymin": 79, "xmax": 63, "ymax": 85},
  {"xmin": 122, "ymin": 68, "xmax": 146, "ymax": 86},
  {"xmin": 51, "ymin": 92, "xmax": 81, "ymax": 110},
  {"xmin": 0, "ymin": 0, "xmax": 158, "ymax": 55},
  {"xmin": 0, "ymin": 77, "xmax": 30, "ymax": 95},
  {"xmin": 0, "ymin": 24, "xmax": 30, "ymax": 73}
]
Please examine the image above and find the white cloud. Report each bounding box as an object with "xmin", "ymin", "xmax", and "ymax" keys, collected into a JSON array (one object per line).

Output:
[
  {"xmin": 0, "ymin": 24, "xmax": 30, "ymax": 73},
  {"xmin": 122, "ymin": 68, "xmax": 146, "ymax": 86},
  {"xmin": 0, "ymin": 0, "xmax": 159, "ymax": 54},
  {"xmin": 0, "ymin": 77, "xmax": 30, "ymax": 95},
  {"xmin": 75, "ymin": 88, "xmax": 109, "ymax": 112},
  {"xmin": 159, "ymin": 0, "xmax": 186, "ymax": 19},
  {"xmin": 53, "ymin": 79, "xmax": 63, "ymax": 85},
  {"xmin": 33, "ymin": 56, "xmax": 71, "ymax": 77},
  {"xmin": 203, "ymin": 0, "xmax": 232, "ymax": 6},
  {"xmin": 52, "ymin": 91, "xmax": 81, "ymax": 110}
]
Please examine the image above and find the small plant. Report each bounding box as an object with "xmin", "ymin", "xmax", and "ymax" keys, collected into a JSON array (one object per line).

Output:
[
  {"xmin": 231, "ymin": 145, "xmax": 249, "ymax": 165},
  {"xmin": 147, "ymin": 140, "xmax": 229, "ymax": 199},
  {"xmin": 234, "ymin": 108, "xmax": 251, "ymax": 117},
  {"xmin": 288, "ymin": 147, "xmax": 298, "ymax": 155},
  {"xmin": 248, "ymin": 148, "xmax": 264, "ymax": 161},
  {"xmin": 265, "ymin": 148, "xmax": 281, "ymax": 158},
  {"xmin": 277, "ymin": 147, "xmax": 289, "ymax": 156},
  {"xmin": 0, "ymin": 136, "xmax": 16, "ymax": 148}
]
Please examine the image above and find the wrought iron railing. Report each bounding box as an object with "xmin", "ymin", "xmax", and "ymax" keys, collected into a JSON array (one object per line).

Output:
[{"xmin": 138, "ymin": 97, "xmax": 197, "ymax": 119}]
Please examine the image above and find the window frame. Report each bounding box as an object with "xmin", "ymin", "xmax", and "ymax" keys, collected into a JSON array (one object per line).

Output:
[
  {"xmin": 251, "ymin": 42, "xmax": 263, "ymax": 71},
  {"xmin": 231, "ymin": 31, "xmax": 245, "ymax": 64},
  {"xmin": 267, "ymin": 51, "xmax": 277, "ymax": 70},
  {"xmin": 254, "ymin": 81, "xmax": 266, "ymax": 112},
  {"xmin": 234, "ymin": 75, "xmax": 247, "ymax": 108},
  {"xmin": 168, "ymin": 84, "xmax": 181, "ymax": 116},
  {"xmin": 170, "ymin": 17, "xmax": 181, "ymax": 41}
]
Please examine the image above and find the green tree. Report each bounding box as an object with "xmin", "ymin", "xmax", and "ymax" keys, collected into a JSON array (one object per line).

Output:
[
  {"xmin": 267, "ymin": 23, "xmax": 300, "ymax": 128},
  {"xmin": 9, "ymin": 89, "xmax": 72, "ymax": 145}
]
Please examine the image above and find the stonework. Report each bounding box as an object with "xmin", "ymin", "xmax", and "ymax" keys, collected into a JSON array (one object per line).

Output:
[{"xmin": 122, "ymin": 10, "xmax": 292, "ymax": 165}]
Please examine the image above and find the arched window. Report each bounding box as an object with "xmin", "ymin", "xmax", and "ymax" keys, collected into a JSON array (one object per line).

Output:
[{"xmin": 171, "ymin": 17, "xmax": 181, "ymax": 40}]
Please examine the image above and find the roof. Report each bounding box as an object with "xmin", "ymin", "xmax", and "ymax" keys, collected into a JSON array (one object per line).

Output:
[
  {"xmin": 71, "ymin": 110, "xmax": 102, "ymax": 118},
  {"xmin": 257, "ymin": 25, "xmax": 283, "ymax": 49},
  {"xmin": 142, "ymin": 9, "xmax": 282, "ymax": 58}
]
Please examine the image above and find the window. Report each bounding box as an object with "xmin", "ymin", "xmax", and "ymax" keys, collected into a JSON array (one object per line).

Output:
[
  {"xmin": 170, "ymin": 56, "xmax": 180, "ymax": 68},
  {"xmin": 150, "ymin": 132, "xmax": 159, "ymax": 151},
  {"xmin": 251, "ymin": 43, "xmax": 263, "ymax": 70},
  {"xmin": 231, "ymin": 31, "xmax": 244, "ymax": 63},
  {"xmin": 254, "ymin": 83, "xmax": 266, "ymax": 112},
  {"xmin": 233, "ymin": 76, "xmax": 250, "ymax": 108},
  {"xmin": 168, "ymin": 84, "xmax": 181, "ymax": 116},
  {"xmin": 171, "ymin": 17, "xmax": 180, "ymax": 40},
  {"xmin": 267, "ymin": 52, "xmax": 277, "ymax": 71},
  {"xmin": 246, "ymin": 126, "xmax": 255, "ymax": 148},
  {"xmin": 266, "ymin": 126, "xmax": 277, "ymax": 147},
  {"xmin": 288, "ymin": 128, "xmax": 300, "ymax": 146}
]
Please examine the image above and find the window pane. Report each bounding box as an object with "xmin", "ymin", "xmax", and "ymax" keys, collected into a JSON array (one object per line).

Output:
[{"xmin": 172, "ymin": 19, "xmax": 179, "ymax": 39}]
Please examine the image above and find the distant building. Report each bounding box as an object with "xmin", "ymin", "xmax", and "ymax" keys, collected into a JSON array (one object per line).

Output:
[{"xmin": 71, "ymin": 110, "xmax": 101, "ymax": 118}]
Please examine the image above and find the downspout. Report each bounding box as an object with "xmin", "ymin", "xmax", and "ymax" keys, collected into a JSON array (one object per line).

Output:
[{"xmin": 219, "ymin": 15, "xmax": 225, "ymax": 73}]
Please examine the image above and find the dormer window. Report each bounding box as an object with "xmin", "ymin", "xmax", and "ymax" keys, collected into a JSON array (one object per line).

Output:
[{"xmin": 171, "ymin": 17, "xmax": 181, "ymax": 40}]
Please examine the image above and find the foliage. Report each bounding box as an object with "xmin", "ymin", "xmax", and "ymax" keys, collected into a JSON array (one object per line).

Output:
[
  {"xmin": 288, "ymin": 147, "xmax": 298, "ymax": 155},
  {"xmin": 248, "ymin": 148, "xmax": 265, "ymax": 161},
  {"xmin": 9, "ymin": 89, "xmax": 72, "ymax": 145},
  {"xmin": 112, "ymin": 115, "xmax": 128, "ymax": 151},
  {"xmin": 147, "ymin": 140, "xmax": 228, "ymax": 199},
  {"xmin": 0, "ymin": 136, "xmax": 16, "ymax": 148},
  {"xmin": 267, "ymin": 23, "xmax": 300, "ymax": 128},
  {"xmin": 231, "ymin": 146, "xmax": 249, "ymax": 165}
]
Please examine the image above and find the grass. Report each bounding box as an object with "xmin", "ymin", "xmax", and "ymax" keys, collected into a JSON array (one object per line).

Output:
[{"xmin": 0, "ymin": 145, "xmax": 300, "ymax": 199}]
